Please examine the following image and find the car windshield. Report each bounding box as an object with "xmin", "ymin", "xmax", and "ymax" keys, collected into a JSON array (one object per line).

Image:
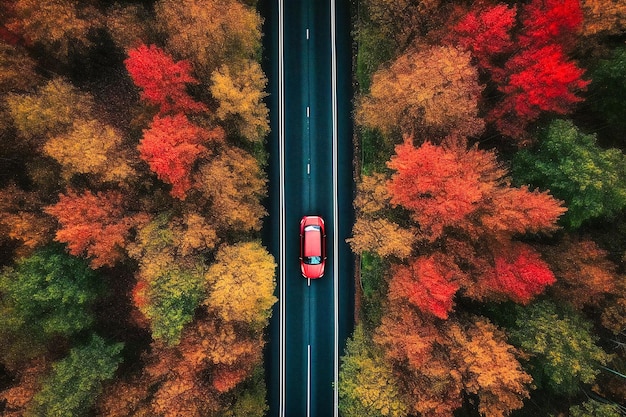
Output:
[{"xmin": 304, "ymin": 256, "xmax": 322, "ymax": 265}]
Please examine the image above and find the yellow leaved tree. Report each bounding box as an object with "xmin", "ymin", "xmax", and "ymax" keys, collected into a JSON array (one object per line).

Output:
[
  {"xmin": 204, "ymin": 241, "xmax": 277, "ymax": 328},
  {"xmin": 43, "ymin": 119, "xmax": 135, "ymax": 184},
  {"xmin": 155, "ymin": 0, "xmax": 262, "ymax": 82},
  {"xmin": 210, "ymin": 60, "xmax": 270, "ymax": 142},
  {"xmin": 196, "ymin": 145, "xmax": 268, "ymax": 232}
]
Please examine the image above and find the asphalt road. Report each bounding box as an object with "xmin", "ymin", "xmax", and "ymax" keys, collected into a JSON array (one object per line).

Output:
[{"xmin": 260, "ymin": 0, "xmax": 354, "ymax": 416}]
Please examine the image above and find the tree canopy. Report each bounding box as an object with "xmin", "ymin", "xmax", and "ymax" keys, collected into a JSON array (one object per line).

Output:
[
  {"xmin": 512, "ymin": 119, "xmax": 626, "ymax": 228},
  {"xmin": 0, "ymin": 0, "xmax": 273, "ymax": 415},
  {"xmin": 26, "ymin": 335, "xmax": 123, "ymax": 417},
  {"xmin": 510, "ymin": 300, "xmax": 612, "ymax": 395},
  {"xmin": 357, "ymin": 46, "xmax": 484, "ymax": 139}
]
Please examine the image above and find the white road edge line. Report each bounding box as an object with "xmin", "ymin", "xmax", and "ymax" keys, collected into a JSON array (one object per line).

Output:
[
  {"xmin": 278, "ymin": 0, "xmax": 286, "ymax": 415},
  {"xmin": 307, "ymin": 344, "xmax": 312, "ymax": 417},
  {"xmin": 330, "ymin": 0, "xmax": 339, "ymax": 416}
]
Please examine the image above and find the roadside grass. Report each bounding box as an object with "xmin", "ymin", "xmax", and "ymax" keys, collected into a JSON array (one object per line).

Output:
[
  {"xmin": 359, "ymin": 252, "xmax": 388, "ymax": 332},
  {"xmin": 354, "ymin": 1, "xmax": 396, "ymax": 175}
]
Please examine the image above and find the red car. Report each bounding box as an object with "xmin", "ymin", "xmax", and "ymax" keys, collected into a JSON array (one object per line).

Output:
[{"xmin": 299, "ymin": 215, "xmax": 326, "ymax": 279}]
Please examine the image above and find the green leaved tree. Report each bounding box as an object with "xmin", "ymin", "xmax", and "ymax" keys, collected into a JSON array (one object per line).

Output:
[
  {"xmin": 26, "ymin": 334, "xmax": 123, "ymax": 417},
  {"xmin": 0, "ymin": 244, "xmax": 101, "ymax": 367},
  {"xmin": 129, "ymin": 214, "xmax": 206, "ymax": 346},
  {"xmin": 570, "ymin": 399, "xmax": 623, "ymax": 417},
  {"xmin": 512, "ymin": 119, "xmax": 626, "ymax": 228},
  {"xmin": 510, "ymin": 300, "xmax": 612, "ymax": 395},
  {"xmin": 588, "ymin": 46, "xmax": 626, "ymax": 138}
]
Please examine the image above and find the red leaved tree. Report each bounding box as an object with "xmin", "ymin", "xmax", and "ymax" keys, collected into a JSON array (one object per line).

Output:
[
  {"xmin": 385, "ymin": 137, "xmax": 564, "ymax": 306},
  {"xmin": 125, "ymin": 44, "xmax": 207, "ymax": 114},
  {"xmin": 386, "ymin": 136, "xmax": 565, "ymax": 242},
  {"xmin": 388, "ymin": 255, "xmax": 460, "ymax": 319},
  {"xmin": 386, "ymin": 138, "xmax": 503, "ymax": 241},
  {"xmin": 451, "ymin": 4, "xmax": 517, "ymax": 72},
  {"xmin": 489, "ymin": 44, "xmax": 590, "ymax": 139},
  {"xmin": 45, "ymin": 189, "xmax": 148, "ymax": 268},
  {"xmin": 138, "ymin": 114, "xmax": 224, "ymax": 200},
  {"xmin": 518, "ymin": 0, "xmax": 583, "ymax": 50},
  {"xmin": 448, "ymin": 0, "xmax": 588, "ymax": 141},
  {"xmin": 487, "ymin": 243, "xmax": 556, "ymax": 304}
]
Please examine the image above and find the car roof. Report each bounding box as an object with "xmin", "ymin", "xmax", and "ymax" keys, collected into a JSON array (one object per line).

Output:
[{"xmin": 304, "ymin": 226, "xmax": 322, "ymax": 257}]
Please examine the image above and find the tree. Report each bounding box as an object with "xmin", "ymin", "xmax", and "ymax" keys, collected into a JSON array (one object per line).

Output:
[
  {"xmin": 219, "ymin": 367, "xmax": 269, "ymax": 417},
  {"xmin": 448, "ymin": 318, "xmax": 532, "ymax": 417},
  {"xmin": 570, "ymin": 399, "xmax": 623, "ymax": 417},
  {"xmin": 204, "ymin": 242, "xmax": 277, "ymax": 327},
  {"xmin": 129, "ymin": 215, "xmax": 206, "ymax": 345},
  {"xmin": 473, "ymin": 0, "xmax": 589, "ymax": 141},
  {"xmin": 175, "ymin": 212, "xmax": 220, "ymax": 256},
  {"xmin": 349, "ymin": 172, "xmax": 417, "ymax": 259},
  {"xmin": 540, "ymin": 236, "xmax": 618, "ymax": 309},
  {"xmin": 176, "ymin": 316, "xmax": 264, "ymax": 393},
  {"xmin": 388, "ymin": 256, "xmax": 460, "ymax": 319},
  {"xmin": 0, "ymin": 245, "xmax": 101, "ymax": 367},
  {"xmin": 0, "ymin": 42, "xmax": 42, "ymax": 94},
  {"xmin": 133, "ymin": 254, "xmax": 205, "ymax": 346},
  {"xmin": 588, "ymin": 46, "xmax": 626, "ymax": 134},
  {"xmin": 512, "ymin": 119, "xmax": 626, "ymax": 228},
  {"xmin": 348, "ymin": 217, "xmax": 416, "ymax": 260},
  {"xmin": 125, "ymin": 44, "xmax": 207, "ymax": 115},
  {"xmin": 451, "ymin": 4, "xmax": 517, "ymax": 72},
  {"xmin": 518, "ymin": 0, "xmax": 583, "ymax": 50},
  {"xmin": 490, "ymin": 45, "xmax": 589, "ymax": 140},
  {"xmin": 374, "ymin": 304, "xmax": 440, "ymax": 375},
  {"xmin": 6, "ymin": 78, "xmax": 95, "ymax": 140},
  {"xmin": 0, "ymin": 184, "xmax": 54, "ymax": 253},
  {"xmin": 387, "ymin": 138, "xmax": 499, "ymax": 241},
  {"xmin": 353, "ymin": 172, "xmax": 391, "ymax": 216},
  {"xmin": 138, "ymin": 114, "xmax": 224, "ymax": 200},
  {"xmin": 357, "ymin": 46, "xmax": 484, "ymax": 139},
  {"xmin": 365, "ymin": 0, "xmax": 445, "ymax": 53},
  {"xmin": 339, "ymin": 325, "xmax": 409, "ymax": 417},
  {"xmin": 6, "ymin": 0, "xmax": 98, "ymax": 60},
  {"xmin": 0, "ymin": 244, "xmax": 100, "ymax": 339},
  {"xmin": 26, "ymin": 335, "xmax": 122, "ymax": 417},
  {"xmin": 580, "ymin": 0, "xmax": 626, "ymax": 36},
  {"xmin": 210, "ymin": 61, "xmax": 269, "ymax": 142},
  {"xmin": 195, "ymin": 145, "xmax": 267, "ymax": 232},
  {"xmin": 382, "ymin": 137, "xmax": 562, "ymax": 307},
  {"xmin": 374, "ymin": 304, "xmax": 463, "ymax": 417},
  {"xmin": 386, "ymin": 137, "xmax": 565, "ymax": 242},
  {"xmin": 601, "ymin": 273, "xmax": 626, "ymax": 334},
  {"xmin": 154, "ymin": 0, "xmax": 262, "ymax": 82},
  {"xmin": 375, "ymin": 306, "xmax": 532, "ymax": 417},
  {"xmin": 43, "ymin": 119, "xmax": 135, "ymax": 184},
  {"xmin": 486, "ymin": 243, "xmax": 556, "ymax": 304},
  {"xmin": 45, "ymin": 189, "xmax": 147, "ymax": 268},
  {"xmin": 0, "ymin": 358, "xmax": 47, "ymax": 416},
  {"xmin": 103, "ymin": 3, "xmax": 150, "ymax": 52},
  {"xmin": 510, "ymin": 300, "xmax": 612, "ymax": 395}
]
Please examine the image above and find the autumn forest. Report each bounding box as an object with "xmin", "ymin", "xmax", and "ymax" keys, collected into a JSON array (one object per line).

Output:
[
  {"xmin": 1, "ymin": 0, "xmax": 274, "ymax": 415},
  {"xmin": 0, "ymin": 0, "xmax": 625, "ymax": 416},
  {"xmin": 341, "ymin": 0, "xmax": 626, "ymax": 416}
]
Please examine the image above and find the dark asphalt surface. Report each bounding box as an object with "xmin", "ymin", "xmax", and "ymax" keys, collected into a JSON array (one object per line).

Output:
[{"xmin": 260, "ymin": 0, "xmax": 354, "ymax": 416}]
